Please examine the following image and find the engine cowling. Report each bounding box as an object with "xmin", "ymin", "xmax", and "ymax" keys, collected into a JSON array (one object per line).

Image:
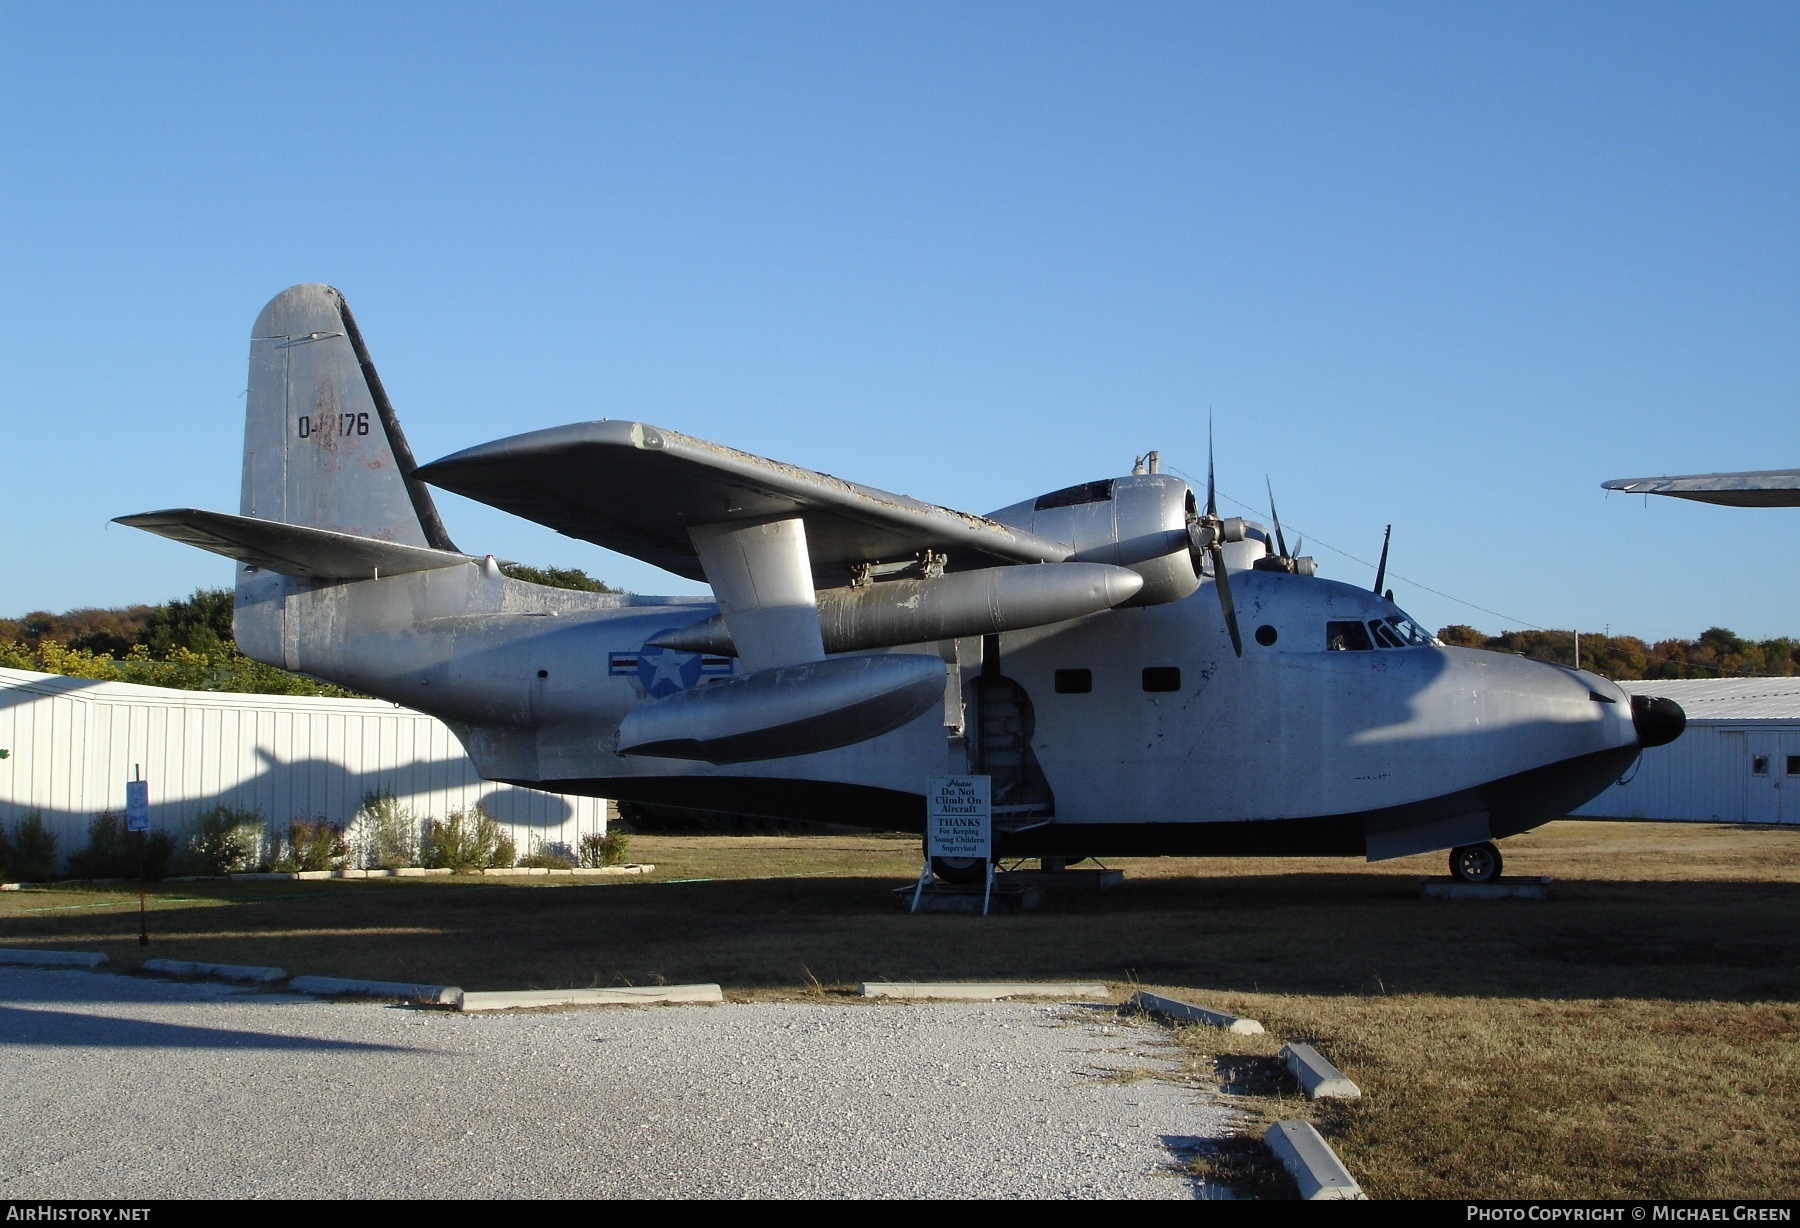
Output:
[{"xmin": 988, "ymin": 473, "xmax": 1201, "ymax": 606}]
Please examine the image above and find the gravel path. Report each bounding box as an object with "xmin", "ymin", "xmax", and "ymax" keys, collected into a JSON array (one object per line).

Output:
[{"xmin": 0, "ymin": 967, "xmax": 1236, "ymax": 1199}]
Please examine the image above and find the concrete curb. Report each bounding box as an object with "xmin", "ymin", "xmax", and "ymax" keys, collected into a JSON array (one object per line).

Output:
[
  {"xmin": 0, "ymin": 949, "xmax": 109, "ymax": 969},
  {"xmin": 142, "ymin": 958, "xmax": 287, "ymax": 984},
  {"xmin": 199, "ymin": 866, "xmax": 654, "ymax": 882},
  {"xmin": 1420, "ymin": 876, "xmax": 1551, "ymax": 901},
  {"xmin": 481, "ymin": 865, "xmax": 654, "ymax": 877},
  {"xmin": 459, "ymin": 984, "xmax": 724, "ymax": 1012},
  {"xmin": 1127, "ymin": 990, "xmax": 1265, "ymax": 1035},
  {"xmin": 1280, "ymin": 1042, "xmax": 1362, "ymax": 1100},
  {"xmin": 1264, "ymin": 1120, "xmax": 1366, "ymax": 1200},
  {"xmin": 860, "ymin": 981, "xmax": 1109, "ymax": 1001},
  {"xmin": 289, "ymin": 975, "xmax": 463, "ymax": 1006}
]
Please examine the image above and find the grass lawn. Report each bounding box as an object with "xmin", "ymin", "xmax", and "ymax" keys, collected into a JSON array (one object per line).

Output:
[{"xmin": 3, "ymin": 820, "xmax": 1796, "ymax": 1198}]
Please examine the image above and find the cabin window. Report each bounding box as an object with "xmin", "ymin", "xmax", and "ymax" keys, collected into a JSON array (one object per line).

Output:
[
  {"xmin": 1142, "ymin": 667, "xmax": 1181, "ymax": 692},
  {"xmin": 1054, "ymin": 669, "xmax": 1092, "ymax": 694},
  {"xmin": 1753, "ymin": 755, "xmax": 1769, "ymax": 776},
  {"xmin": 1789, "ymin": 756, "xmax": 1800, "ymax": 776},
  {"xmin": 1326, "ymin": 620, "xmax": 1374, "ymax": 651}
]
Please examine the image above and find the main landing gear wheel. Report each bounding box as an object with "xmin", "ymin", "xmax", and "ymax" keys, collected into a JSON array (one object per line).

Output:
[
  {"xmin": 931, "ymin": 856, "xmax": 986, "ymax": 885},
  {"xmin": 1449, "ymin": 841, "xmax": 1503, "ymax": 884}
]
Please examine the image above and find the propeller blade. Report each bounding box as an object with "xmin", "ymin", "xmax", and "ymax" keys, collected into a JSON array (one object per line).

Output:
[
  {"xmin": 1265, "ymin": 477, "xmax": 1289, "ymax": 560},
  {"xmin": 1372, "ymin": 524, "xmax": 1391, "ymax": 595},
  {"xmin": 1206, "ymin": 418, "xmax": 1218, "ymax": 519},
  {"xmin": 1209, "ymin": 545, "xmax": 1243, "ymax": 657}
]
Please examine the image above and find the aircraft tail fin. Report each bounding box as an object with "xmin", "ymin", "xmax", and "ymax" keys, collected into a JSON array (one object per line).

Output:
[{"xmin": 242, "ymin": 284, "xmax": 457, "ymax": 550}]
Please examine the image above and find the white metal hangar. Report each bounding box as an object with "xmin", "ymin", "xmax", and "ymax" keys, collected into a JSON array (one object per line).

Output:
[
  {"xmin": 0, "ymin": 667, "xmax": 611, "ymax": 861},
  {"xmin": 1575, "ymin": 678, "xmax": 1800, "ymax": 825}
]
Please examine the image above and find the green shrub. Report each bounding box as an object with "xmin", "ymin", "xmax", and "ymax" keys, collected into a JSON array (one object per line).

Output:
[
  {"xmin": 420, "ymin": 806, "xmax": 515, "ymax": 872},
  {"xmin": 182, "ymin": 804, "xmax": 262, "ymax": 875},
  {"xmin": 9, "ymin": 813, "xmax": 59, "ymax": 881},
  {"xmin": 64, "ymin": 810, "xmax": 175, "ymax": 880},
  {"xmin": 354, "ymin": 790, "xmax": 419, "ymax": 870},
  {"xmin": 517, "ymin": 837, "xmax": 576, "ymax": 870},
  {"xmin": 271, "ymin": 819, "xmax": 349, "ymax": 873},
  {"xmin": 579, "ymin": 830, "xmax": 629, "ymax": 868}
]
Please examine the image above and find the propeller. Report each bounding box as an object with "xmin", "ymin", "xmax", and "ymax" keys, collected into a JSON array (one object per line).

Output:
[
  {"xmin": 1187, "ymin": 426, "xmax": 1245, "ymax": 657},
  {"xmin": 1253, "ymin": 478, "xmax": 1318, "ymax": 576},
  {"xmin": 1266, "ymin": 477, "xmax": 1290, "ymax": 560},
  {"xmin": 1372, "ymin": 524, "xmax": 1392, "ymax": 595}
]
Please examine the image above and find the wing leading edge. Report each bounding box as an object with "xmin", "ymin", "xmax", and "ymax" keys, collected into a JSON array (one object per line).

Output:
[
  {"xmin": 415, "ymin": 420, "xmax": 1073, "ymax": 582},
  {"xmin": 1602, "ymin": 469, "xmax": 1800, "ymax": 508}
]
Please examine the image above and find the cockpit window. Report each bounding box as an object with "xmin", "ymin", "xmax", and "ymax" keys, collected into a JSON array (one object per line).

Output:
[
  {"xmin": 1368, "ymin": 615, "xmax": 1432, "ymax": 649},
  {"xmin": 1388, "ymin": 615, "xmax": 1432, "ymax": 646},
  {"xmin": 1329, "ymin": 614, "xmax": 1432, "ymax": 651}
]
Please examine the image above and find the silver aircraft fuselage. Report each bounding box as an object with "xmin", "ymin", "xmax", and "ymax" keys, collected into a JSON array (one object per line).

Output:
[{"xmin": 239, "ymin": 549, "xmax": 1643, "ymax": 857}]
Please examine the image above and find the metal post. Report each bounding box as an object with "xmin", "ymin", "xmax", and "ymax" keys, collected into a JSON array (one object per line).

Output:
[
  {"xmin": 910, "ymin": 859, "xmax": 931, "ymax": 913},
  {"xmin": 1574, "ymin": 631, "xmax": 1581, "ymax": 671},
  {"xmin": 135, "ymin": 764, "xmax": 148, "ymax": 947},
  {"xmin": 981, "ymin": 858, "xmax": 993, "ymax": 917}
]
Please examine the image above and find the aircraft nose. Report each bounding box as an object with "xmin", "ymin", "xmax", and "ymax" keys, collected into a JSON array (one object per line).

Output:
[{"xmin": 1629, "ymin": 693, "xmax": 1686, "ymax": 748}]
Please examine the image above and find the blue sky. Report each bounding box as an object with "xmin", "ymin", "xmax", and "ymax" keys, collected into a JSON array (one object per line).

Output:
[{"xmin": 2, "ymin": 3, "xmax": 1794, "ymax": 640}]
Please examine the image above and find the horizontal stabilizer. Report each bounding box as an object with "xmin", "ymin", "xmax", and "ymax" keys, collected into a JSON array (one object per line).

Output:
[
  {"xmin": 115, "ymin": 509, "xmax": 476, "ymax": 580},
  {"xmin": 416, "ymin": 420, "xmax": 1073, "ymax": 585},
  {"xmin": 1602, "ymin": 469, "xmax": 1800, "ymax": 508}
]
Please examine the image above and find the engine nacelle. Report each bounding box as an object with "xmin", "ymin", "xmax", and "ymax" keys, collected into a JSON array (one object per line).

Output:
[{"xmin": 988, "ymin": 473, "xmax": 1200, "ymax": 606}]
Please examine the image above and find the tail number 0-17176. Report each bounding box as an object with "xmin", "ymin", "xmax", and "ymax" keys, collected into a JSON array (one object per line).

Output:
[{"xmin": 297, "ymin": 412, "xmax": 370, "ymax": 439}]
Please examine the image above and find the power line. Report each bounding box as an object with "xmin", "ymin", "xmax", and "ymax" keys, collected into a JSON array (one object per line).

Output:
[{"xmin": 1167, "ymin": 466, "xmax": 1549, "ymax": 630}]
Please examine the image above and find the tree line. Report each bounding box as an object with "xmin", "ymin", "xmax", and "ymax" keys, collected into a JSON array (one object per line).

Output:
[{"xmin": 1436, "ymin": 625, "xmax": 1797, "ymax": 679}]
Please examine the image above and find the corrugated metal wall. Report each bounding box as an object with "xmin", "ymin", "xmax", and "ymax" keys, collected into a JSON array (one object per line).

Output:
[
  {"xmin": 0, "ymin": 668, "xmax": 608, "ymax": 860},
  {"xmin": 1574, "ymin": 720, "xmax": 1800, "ymax": 823}
]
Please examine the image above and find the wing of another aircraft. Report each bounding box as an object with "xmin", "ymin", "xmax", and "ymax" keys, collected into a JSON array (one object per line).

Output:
[
  {"xmin": 416, "ymin": 420, "xmax": 1074, "ymax": 583},
  {"xmin": 115, "ymin": 509, "xmax": 476, "ymax": 579},
  {"xmin": 1602, "ymin": 469, "xmax": 1800, "ymax": 508}
]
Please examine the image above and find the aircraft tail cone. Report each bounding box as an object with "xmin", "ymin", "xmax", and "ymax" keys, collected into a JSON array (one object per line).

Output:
[{"xmin": 1629, "ymin": 693, "xmax": 1686, "ymax": 748}]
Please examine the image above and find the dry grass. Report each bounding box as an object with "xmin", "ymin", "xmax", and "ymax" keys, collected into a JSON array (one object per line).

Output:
[{"xmin": 3, "ymin": 820, "xmax": 1797, "ymax": 1197}]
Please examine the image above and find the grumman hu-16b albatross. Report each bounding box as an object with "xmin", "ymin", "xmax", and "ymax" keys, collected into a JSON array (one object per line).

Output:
[{"xmin": 119, "ymin": 285, "xmax": 1688, "ymax": 885}]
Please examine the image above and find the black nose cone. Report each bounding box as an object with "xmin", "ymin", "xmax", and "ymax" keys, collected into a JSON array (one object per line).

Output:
[{"xmin": 1630, "ymin": 693, "xmax": 1686, "ymax": 748}]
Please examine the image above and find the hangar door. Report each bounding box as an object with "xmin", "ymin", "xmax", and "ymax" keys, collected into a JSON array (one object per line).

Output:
[{"xmin": 1746, "ymin": 732, "xmax": 1800, "ymax": 824}]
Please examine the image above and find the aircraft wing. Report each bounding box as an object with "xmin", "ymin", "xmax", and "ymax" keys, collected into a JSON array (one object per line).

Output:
[
  {"xmin": 1602, "ymin": 469, "xmax": 1800, "ymax": 508},
  {"xmin": 115, "ymin": 509, "xmax": 476, "ymax": 579},
  {"xmin": 415, "ymin": 420, "xmax": 1074, "ymax": 583}
]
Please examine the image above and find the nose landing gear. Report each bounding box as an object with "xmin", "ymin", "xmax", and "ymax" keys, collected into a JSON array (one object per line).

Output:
[{"xmin": 1450, "ymin": 841, "xmax": 1503, "ymax": 884}]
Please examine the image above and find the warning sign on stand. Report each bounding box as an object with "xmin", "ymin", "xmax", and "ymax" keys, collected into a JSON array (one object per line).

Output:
[{"xmin": 926, "ymin": 775, "xmax": 991, "ymax": 862}]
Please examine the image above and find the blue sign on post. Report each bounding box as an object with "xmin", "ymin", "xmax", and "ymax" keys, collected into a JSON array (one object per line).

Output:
[{"xmin": 125, "ymin": 779, "xmax": 149, "ymax": 833}]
